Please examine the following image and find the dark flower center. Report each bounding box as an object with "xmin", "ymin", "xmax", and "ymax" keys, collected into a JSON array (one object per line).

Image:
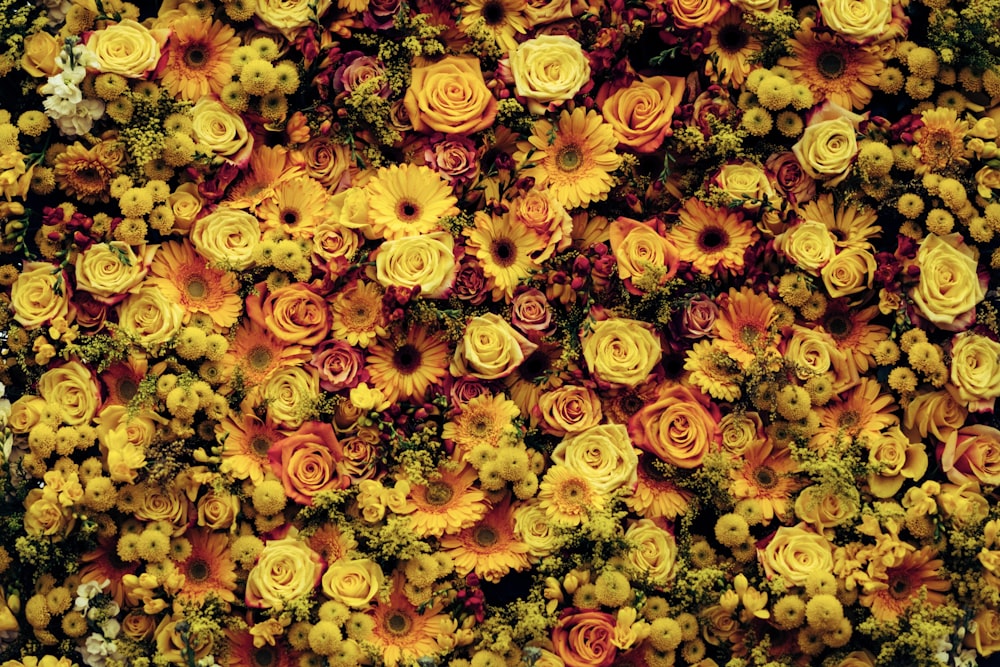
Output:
[
  {"xmin": 397, "ymin": 200, "xmax": 420, "ymax": 220},
  {"xmin": 188, "ymin": 559, "xmax": 210, "ymax": 582},
  {"xmin": 249, "ymin": 346, "xmax": 272, "ymax": 370},
  {"xmin": 699, "ymin": 228, "xmax": 728, "ymax": 252},
  {"xmin": 490, "ymin": 239, "xmax": 517, "ymax": 267},
  {"xmin": 393, "ymin": 344, "xmax": 422, "ymax": 374},
  {"xmin": 817, "ymin": 51, "xmax": 845, "ymax": 79},
  {"xmin": 118, "ymin": 378, "xmax": 138, "ymax": 401},
  {"xmin": 826, "ymin": 315, "xmax": 850, "ymax": 338},
  {"xmin": 251, "ymin": 435, "xmax": 272, "ymax": 457},
  {"xmin": 517, "ymin": 349, "xmax": 551, "ymax": 380},
  {"xmin": 184, "ymin": 46, "xmax": 207, "ymax": 68},
  {"xmin": 253, "ymin": 647, "xmax": 275, "ymax": 667},
  {"xmin": 424, "ymin": 481, "xmax": 454, "ymax": 506},
  {"xmin": 482, "ymin": 0, "xmax": 505, "ymax": 25},
  {"xmin": 557, "ymin": 146, "xmax": 583, "ymax": 172},
  {"xmin": 385, "ymin": 612, "xmax": 411, "ymax": 635},
  {"xmin": 475, "ymin": 525, "xmax": 499, "ymax": 547},
  {"xmin": 718, "ymin": 24, "xmax": 749, "ymax": 52},
  {"xmin": 754, "ymin": 465, "xmax": 777, "ymax": 489},
  {"xmin": 187, "ymin": 277, "xmax": 207, "ymax": 299}
]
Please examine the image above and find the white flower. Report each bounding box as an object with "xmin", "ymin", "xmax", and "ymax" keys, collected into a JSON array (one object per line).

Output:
[{"xmin": 75, "ymin": 580, "xmax": 108, "ymax": 611}]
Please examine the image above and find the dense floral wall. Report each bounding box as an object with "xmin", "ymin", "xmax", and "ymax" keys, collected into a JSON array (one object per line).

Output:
[{"xmin": 1, "ymin": 0, "xmax": 1000, "ymax": 665}]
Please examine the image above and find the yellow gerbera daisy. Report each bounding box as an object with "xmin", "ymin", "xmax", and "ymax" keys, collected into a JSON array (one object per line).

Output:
[
  {"xmin": 673, "ymin": 199, "xmax": 758, "ymax": 277},
  {"xmin": 174, "ymin": 528, "xmax": 238, "ymax": 605},
  {"xmin": 367, "ymin": 576, "xmax": 454, "ymax": 667},
  {"xmin": 257, "ymin": 174, "xmax": 331, "ymax": 238},
  {"xmin": 440, "ymin": 495, "xmax": 531, "ymax": 583},
  {"xmin": 364, "ymin": 163, "xmax": 459, "ymax": 240},
  {"xmin": 459, "ymin": 0, "xmax": 528, "ymax": 55},
  {"xmin": 401, "ymin": 460, "xmax": 489, "ymax": 538},
  {"xmin": 330, "ymin": 280, "xmax": 389, "ymax": 348},
  {"xmin": 442, "ymin": 393, "xmax": 521, "ymax": 459},
  {"xmin": 366, "ymin": 326, "xmax": 451, "ymax": 404},
  {"xmin": 703, "ymin": 8, "xmax": 761, "ymax": 88},
  {"xmin": 463, "ymin": 211, "xmax": 543, "ymax": 301},
  {"xmin": 217, "ymin": 413, "xmax": 288, "ymax": 484},
  {"xmin": 537, "ymin": 464, "xmax": 602, "ymax": 526},
  {"xmin": 147, "ymin": 240, "xmax": 242, "ymax": 329}
]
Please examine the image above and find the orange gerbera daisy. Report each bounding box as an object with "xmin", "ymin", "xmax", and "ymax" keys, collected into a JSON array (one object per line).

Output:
[
  {"xmin": 673, "ymin": 199, "xmax": 758, "ymax": 276},
  {"xmin": 463, "ymin": 211, "xmax": 543, "ymax": 300},
  {"xmin": 779, "ymin": 18, "xmax": 883, "ymax": 111},
  {"xmin": 174, "ymin": 528, "xmax": 238, "ymax": 605},
  {"xmin": 99, "ymin": 354, "xmax": 148, "ymax": 406},
  {"xmin": 703, "ymin": 8, "xmax": 761, "ymax": 88},
  {"xmin": 504, "ymin": 341, "xmax": 571, "ymax": 427},
  {"xmin": 860, "ymin": 547, "xmax": 951, "ymax": 621},
  {"xmin": 912, "ymin": 107, "xmax": 971, "ymax": 175},
  {"xmin": 683, "ymin": 338, "xmax": 743, "ymax": 402},
  {"xmin": 442, "ymin": 393, "xmax": 521, "ymax": 459},
  {"xmin": 624, "ymin": 454, "xmax": 692, "ymax": 520},
  {"xmin": 459, "ymin": 0, "xmax": 528, "ymax": 54},
  {"xmin": 440, "ymin": 494, "xmax": 531, "ymax": 583},
  {"xmin": 366, "ymin": 326, "xmax": 451, "ymax": 404},
  {"xmin": 147, "ymin": 240, "xmax": 242, "ymax": 329},
  {"xmin": 812, "ymin": 377, "xmax": 898, "ymax": 452},
  {"xmin": 515, "ymin": 107, "xmax": 622, "ymax": 210},
  {"xmin": 157, "ymin": 15, "xmax": 240, "ymax": 101},
  {"xmin": 729, "ymin": 439, "xmax": 801, "ymax": 523},
  {"xmin": 217, "ymin": 413, "xmax": 288, "ymax": 484},
  {"xmin": 713, "ymin": 287, "xmax": 779, "ymax": 368},
  {"xmin": 402, "ymin": 460, "xmax": 489, "ymax": 538},
  {"xmin": 223, "ymin": 320, "xmax": 311, "ymax": 392},
  {"xmin": 80, "ymin": 535, "xmax": 141, "ymax": 607},
  {"xmin": 331, "ymin": 280, "xmax": 389, "ymax": 348},
  {"xmin": 816, "ymin": 302, "xmax": 889, "ymax": 375},
  {"xmin": 53, "ymin": 141, "xmax": 122, "ymax": 204},
  {"xmin": 224, "ymin": 145, "xmax": 302, "ymax": 212},
  {"xmin": 223, "ymin": 628, "xmax": 297, "ymax": 667},
  {"xmin": 367, "ymin": 575, "xmax": 454, "ymax": 667},
  {"xmin": 257, "ymin": 175, "xmax": 332, "ymax": 239},
  {"xmin": 307, "ymin": 523, "xmax": 358, "ymax": 564},
  {"xmin": 365, "ymin": 163, "xmax": 459, "ymax": 240}
]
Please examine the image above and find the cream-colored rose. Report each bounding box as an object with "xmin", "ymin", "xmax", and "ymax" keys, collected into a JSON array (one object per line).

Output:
[
  {"xmin": 11, "ymin": 261, "xmax": 72, "ymax": 330},
  {"xmin": 21, "ymin": 32, "xmax": 61, "ymax": 78},
  {"xmin": 866, "ymin": 426, "xmax": 928, "ymax": 498},
  {"xmin": 535, "ymin": 385, "xmax": 603, "ymax": 436},
  {"xmin": 910, "ymin": 233, "xmax": 986, "ymax": 331},
  {"xmin": 792, "ymin": 106, "xmax": 861, "ymax": 185},
  {"xmin": 514, "ymin": 500, "xmax": 560, "ymax": 558},
  {"xmin": 95, "ymin": 404, "xmax": 164, "ymax": 451},
  {"xmin": 715, "ymin": 162, "xmax": 776, "ymax": 211},
  {"xmin": 321, "ymin": 558, "xmax": 383, "ymax": 608},
  {"xmin": 817, "ymin": 0, "xmax": 891, "ymax": 41},
  {"xmin": 404, "ymin": 56, "xmax": 498, "ymax": 135},
  {"xmin": 623, "ymin": 519, "xmax": 677, "ymax": 585},
  {"xmin": 582, "ymin": 318, "xmax": 662, "ymax": 388},
  {"xmin": 551, "ymin": 424, "xmax": 638, "ymax": 494},
  {"xmin": 262, "ymin": 366, "xmax": 321, "ymax": 429},
  {"xmin": 75, "ymin": 242, "xmax": 157, "ymax": 304},
  {"xmin": 758, "ymin": 524, "xmax": 833, "ymax": 587},
  {"xmin": 976, "ymin": 165, "xmax": 1000, "ymax": 198},
  {"xmin": 666, "ymin": 0, "xmax": 728, "ymax": 28},
  {"xmin": 508, "ymin": 190, "xmax": 572, "ymax": 261},
  {"xmin": 134, "ymin": 484, "xmax": 190, "ymax": 529},
  {"xmin": 794, "ymin": 484, "xmax": 858, "ymax": 533},
  {"xmin": 950, "ymin": 333, "xmax": 1000, "ymax": 412},
  {"xmin": 291, "ymin": 137, "xmax": 353, "ymax": 189},
  {"xmin": 190, "ymin": 207, "xmax": 260, "ymax": 270},
  {"xmin": 902, "ymin": 389, "xmax": 967, "ymax": 443},
  {"xmin": 87, "ymin": 20, "xmax": 168, "ymax": 78},
  {"xmin": 197, "ymin": 489, "xmax": 239, "ymax": 531},
  {"xmin": 525, "ymin": 0, "xmax": 584, "ymax": 25},
  {"xmin": 785, "ymin": 326, "xmax": 858, "ymax": 395},
  {"xmin": 253, "ymin": 0, "xmax": 331, "ymax": 38},
  {"xmin": 374, "ymin": 232, "xmax": 456, "ymax": 298},
  {"xmin": 37, "ymin": 361, "xmax": 99, "ymax": 426},
  {"xmin": 167, "ymin": 182, "xmax": 204, "ymax": 235},
  {"xmin": 821, "ymin": 247, "xmax": 876, "ymax": 298},
  {"xmin": 775, "ymin": 220, "xmax": 836, "ymax": 275},
  {"xmin": 509, "ymin": 35, "xmax": 590, "ymax": 115},
  {"xmin": 117, "ymin": 285, "xmax": 184, "ymax": 349},
  {"xmin": 191, "ymin": 98, "xmax": 253, "ymax": 165},
  {"xmin": 453, "ymin": 313, "xmax": 538, "ymax": 380},
  {"xmin": 245, "ymin": 535, "xmax": 324, "ymax": 610},
  {"xmin": 601, "ymin": 75, "xmax": 685, "ymax": 153}
]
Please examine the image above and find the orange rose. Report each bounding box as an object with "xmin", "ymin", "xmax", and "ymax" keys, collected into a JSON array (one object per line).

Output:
[
  {"xmin": 941, "ymin": 424, "xmax": 1000, "ymax": 486},
  {"xmin": 403, "ymin": 56, "xmax": 498, "ymax": 135},
  {"xmin": 609, "ymin": 217, "xmax": 679, "ymax": 293},
  {"xmin": 666, "ymin": 0, "xmax": 729, "ymax": 29},
  {"xmin": 247, "ymin": 282, "xmax": 331, "ymax": 346},
  {"xmin": 629, "ymin": 384, "xmax": 720, "ymax": 469},
  {"xmin": 268, "ymin": 421, "xmax": 350, "ymax": 505},
  {"xmin": 552, "ymin": 611, "xmax": 618, "ymax": 667},
  {"xmin": 535, "ymin": 385, "xmax": 603, "ymax": 436},
  {"xmin": 601, "ymin": 75, "xmax": 685, "ymax": 153}
]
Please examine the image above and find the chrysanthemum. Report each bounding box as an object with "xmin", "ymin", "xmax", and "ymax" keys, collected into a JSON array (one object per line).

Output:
[
  {"xmin": 703, "ymin": 8, "xmax": 761, "ymax": 87},
  {"xmin": 367, "ymin": 576, "xmax": 454, "ymax": 667},
  {"xmin": 729, "ymin": 439, "xmax": 801, "ymax": 523},
  {"xmin": 713, "ymin": 287, "xmax": 779, "ymax": 368},
  {"xmin": 816, "ymin": 303, "xmax": 889, "ymax": 375},
  {"xmin": 157, "ymin": 15, "xmax": 240, "ymax": 101},
  {"xmin": 459, "ymin": 0, "xmax": 529, "ymax": 54},
  {"xmin": 779, "ymin": 18, "xmax": 883, "ymax": 111},
  {"xmin": 504, "ymin": 341, "xmax": 571, "ymax": 426},
  {"xmin": 80, "ymin": 536, "xmax": 141, "ymax": 607},
  {"xmin": 860, "ymin": 548, "xmax": 951, "ymax": 621},
  {"xmin": 330, "ymin": 280, "xmax": 389, "ymax": 348},
  {"xmin": 223, "ymin": 628, "xmax": 297, "ymax": 667},
  {"xmin": 515, "ymin": 107, "xmax": 622, "ymax": 210},
  {"xmin": 366, "ymin": 326, "xmax": 451, "ymax": 404},
  {"xmin": 257, "ymin": 175, "xmax": 332, "ymax": 239},
  {"xmin": 217, "ymin": 413, "xmax": 288, "ymax": 484},
  {"xmin": 537, "ymin": 464, "xmax": 602, "ymax": 526},
  {"xmin": 796, "ymin": 193, "xmax": 881, "ymax": 252},
  {"xmin": 912, "ymin": 107, "xmax": 971, "ymax": 175},
  {"xmin": 463, "ymin": 212, "xmax": 543, "ymax": 300},
  {"xmin": 624, "ymin": 454, "xmax": 692, "ymax": 520},
  {"xmin": 442, "ymin": 393, "xmax": 521, "ymax": 459},
  {"xmin": 440, "ymin": 495, "xmax": 531, "ymax": 583},
  {"xmin": 683, "ymin": 339, "xmax": 743, "ymax": 402},
  {"xmin": 174, "ymin": 528, "xmax": 238, "ymax": 605},
  {"xmin": 673, "ymin": 199, "xmax": 758, "ymax": 276},
  {"xmin": 53, "ymin": 141, "xmax": 121, "ymax": 204},
  {"xmin": 223, "ymin": 320, "xmax": 310, "ymax": 392},
  {"xmin": 403, "ymin": 461, "xmax": 489, "ymax": 538},
  {"xmin": 364, "ymin": 163, "xmax": 459, "ymax": 240},
  {"xmin": 812, "ymin": 378, "xmax": 898, "ymax": 452},
  {"xmin": 148, "ymin": 240, "xmax": 242, "ymax": 329}
]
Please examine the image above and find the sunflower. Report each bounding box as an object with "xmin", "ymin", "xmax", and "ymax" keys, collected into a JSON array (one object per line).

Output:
[
  {"xmin": 624, "ymin": 454, "xmax": 692, "ymax": 520},
  {"xmin": 217, "ymin": 413, "xmax": 288, "ymax": 484},
  {"xmin": 683, "ymin": 339, "xmax": 743, "ymax": 402},
  {"xmin": 174, "ymin": 528, "xmax": 238, "ymax": 605},
  {"xmin": 504, "ymin": 341, "xmax": 571, "ymax": 426},
  {"xmin": 367, "ymin": 576, "xmax": 454, "ymax": 667},
  {"xmin": 148, "ymin": 240, "xmax": 242, "ymax": 329},
  {"xmin": 53, "ymin": 141, "xmax": 121, "ymax": 204},
  {"xmin": 816, "ymin": 303, "xmax": 889, "ymax": 375},
  {"xmin": 307, "ymin": 523, "xmax": 359, "ymax": 564},
  {"xmin": 537, "ymin": 464, "xmax": 602, "ymax": 526},
  {"xmin": 330, "ymin": 280, "xmax": 389, "ymax": 348},
  {"xmin": 364, "ymin": 163, "xmax": 459, "ymax": 240},
  {"xmin": 860, "ymin": 547, "xmax": 951, "ymax": 622},
  {"xmin": 795, "ymin": 193, "xmax": 882, "ymax": 252},
  {"xmin": 257, "ymin": 174, "xmax": 332, "ymax": 239},
  {"xmin": 440, "ymin": 494, "xmax": 531, "ymax": 583},
  {"xmin": 366, "ymin": 326, "xmax": 451, "ymax": 404},
  {"xmin": 673, "ymin": 198, "xmax": 758, "ymax": 276},
  {"xmin": 811, "ymin": 377, "xmax": 898, "ymax": 452},
  {"xmin": 703, "ymin": 9, "xmax": 761, "ymax": 88},
  {"xmin": 223, "ymin": 628, "xmax": 297, "ymax": 667},
  {"xmin": 402, "ymin": 460, "xmax": 489, "ymax": 538},
  {"xmin": 912, "ymin": 107, "xmax": 971, "ymax": 175},
  {"xmin": 463, "ymin": 211, "xmax": 543, "ymax": 300},
  {"xmin": 515, "ymin": 107, "xmax": 622, "ymax": 210},
  {"xmin": 80, "ymin": 536, "xmax": 142, "ymax": 607},
  {"xmin": 223, "ymin": 320, "xmax": 311, "ymax": 392},
  {"xmin": 779, "ymin": 18, "xmax": 883, "ymax": 111},
  {"xmin": 712, "ymin": 287, "xmax": 779, "ymax": 368},
  {"xmin": 729, "ymin": 439, "xmax": 801, "ymax": 523},
  {"xmin": 441, "ymin": 393, "xmax": 521, "ymax": 459},
  {"xmin": 157, "ymin": 15, "xmax": 240, "ymax": 101},
  {"xmin": 459, "ymin": 0, "xmax": 528, "ymax": 54}
]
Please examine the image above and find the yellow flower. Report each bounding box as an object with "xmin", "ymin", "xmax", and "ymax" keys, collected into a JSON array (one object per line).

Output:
[
  {"xmin": 373, "ymin": 232, "xmax": 456, "ymax": 299},
  {"xmin": 551, "ymin": 424, "xmax": 638, "ymax": 494},
  {"xmin": 87, "ymin": 19, "xmax": 169, "ymax": 78},
  {"xmin": 601, "ymin": 75, "xmax": 685, "ymax": 153},
  {"xmin": 10, "ymin": 262, "xmax": 72, "ymax": 330},
  {"xmin": 792, "ymin": 103, "xmax": 863, "ymax": 185},
  {"xmin": 866, "ymin": 426, "xmax": 928, "ymax": 498},
  {"xmin": 582, "ymin": 318, "xmax": 661, "ymax": 388},
  {"xmin": 623, "ymin": 519, "xmax": 677, "ymax": 585},
  {"xmin": 190, "ymin": 207, "xmax": 261, "ymax": 270},
  {"xmin": 245, "ymin": 533, "xmax": 324, "ymax": 610},
  {"xmin": 820, "ymin": 247, "xmax": 876, "ymax": 299},
  {"xmin": 909, "ymin": 233, "xmax": 986, "ymax": 331},
  {"xmin": 453, "ymin": 313, "xmax": 537, "ymax": 380},
  {"xmin": 403, "ymin": 56, "xmax": 498, "ymax": 135},
  {"xmin": 758, "ymin": 525, "xmax": 834, "ymax": 587},
  {"xmin": 509, "ymin": 35, "xmax": 590, "ymax": 115},
  {"xmin": 74, "ymin": 242, "xmax": 157, "ymax": 304},
  {"xmin": 116, "ymin": 285, "xmax": 185, "ymax": 349},
  {"xmin": 191, "ymin": 98, "xmax": 253, "ymax": 165},
  {"xmin": 817, "ymin": 0, "xmax": 893, "ymax": 41},
  {"xmin": 322, "ymin": 559, "xmax": 384, "ymax": 608}
]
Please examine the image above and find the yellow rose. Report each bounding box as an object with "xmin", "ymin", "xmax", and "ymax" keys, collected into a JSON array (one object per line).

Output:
[
  {"xmin": 774, "ymin": 220, "xmax": 836, "ymax": 275},
  {"xmin": 291, "ymin": 137, "xmax": 353, "ymax": 189},
  {"xmin": 976, "ymin": 165, "xmax": 1000, "ymax": 198},
  {"xmin": 524, "ymin": 0, "xmax": 583, "ymax": 26},
  {"xmin": 794, "ymin": 484, "xmax": 857, "ymax": 533},
  {"xmin": 792, "ymin": 105, "xmax": 862, "ymax": 185},
  {"xmin": 910, "ymin": 233, "xmax": 986, "ymax": 331},
  {"xmin": 121, "ymin": 610, "xmax": 157, "ymax": 641},
  {"xmin": 715, "ymin": 162, "xmax": 776, "ymax": 212},
  {"xmin": 509, "ymin": 35, "xmax": 590, "ymax": 115},
  {"xmin": 508, "ymin": 190, "xmax": 573, "ymax": 261},
  {"xmin": 630, "ymin": 384, "xmax": 720, "ymax": 469},
  {"xmin": 253, "ymin": 0, "xmax": 331, "ymax": 38},
  {"xmin": 609, "ymin": 217, "xmax": 679, "ymax": 293},
  {"xmin": 21, "ymin": 32, "xmax": 61, "ymax": 78},
  {"xmin": 817, "ymin": 0, "xmax": 892, "ymax": 41},
  {"xmin": 551, "ymin": 424, "xmax": 638, "ymax": 494},
  {"xmin": 758, "ymin": 524, "xmax": 833, "ymax": 587},
  {"xmin": 167, "ymin": 182, "xmax": 204, "ymax": 234},
  {"xmin": 551, "ymin": 610, "xmax": 618, "ymax": 667},
  {"xmin": 11, "ymin": 261, "xmax": 72, "ymax": 330},
  {"xmin": 75, "ymin": 242, "xmax": 157, "ymax": 304},
  {"xmin": 8, "ymin": 396, "xmax": 46, "ymax": 434},
  {"xmin": 95, "ymin": 405, "xmax": 164, "ymax": 451},
  {"xmin": 453, "ymin": 313, "xmax": 538, "ymax": 380},
  {"xmin": 513, "ymin": 500, "xmax": 560, "ymax": 558},
  {"xmin": 155, "ymin": 616, "xmax": 216, "ymax": 664},
  {"xmin": 784, "ymin": 325, "xmax": 857, "ymax": 394},
  {"xmin": 262, "ymin": 366, "xmax": 321, "ymax": 429},
  {"xmin": 582, "ymin": 317, "xmax": 662, "ymax": 388},
  {"xmin": 623, "ymin": 519, "xmax": 677, "ymax": 585},
  {"xmin": 329, "ymin": 187, "xmax": 372, "ymax": 237},
  {"xmin": 733, "ymin": 0, "xmax": 778, "ymax": 11},
  {"xmin": 23, "ymin": 489, "xmax": 73, "ymax": 540},
  {"xmin": 117, "ymin": 285, "xmax": 185, "ymax": 349},
  {"xmin": 134, "ymin": 484, "xmax": 190, "ymax": 530},
  {"xmin": 535, "ymin": 385, "xmax": 603, "ymax": 436},
  {"xmin": 373, "ymin": 232, "xmax": 456, "ymax": 298},
  {"xmin": 966, "ymin": 608, "xmax": 1000, "ymax": 656},
  {"xmin": 87, "ymin": 20, "xmax": 169, "ymax": 78},
  {"xmin": 719, "ymin": 411, "xmax": 764, "ymax": 455},
  {"xmin": 321, "ymin": 558, "xmax": 384, "ymax": 608},
  {"xmin": 821, "ymin": 247, "xmax": 876, "ymax": 298},
  {"xmin": 833, "ymin": 651, "xmax": 876, "ymax": 667},
  {"xmin": 666, "ymin": 0, "xmax": 728, "ymax": 28},
  {"xmin": 601, "ymin": 75, "xmax": 684, "ymax": 153},
  {"xmin": 245, "ymin": 534, "xmax": 324, "ymax": 610},
  {"xmin": 312, "ymin": 219, "xmax": 361, "ymax": 267},
  {"xmin": 941, "ymin": 424, "xmax": 1000, "ymax": 486},
  {"xmin": 197, "ymin": 489, "xmax": 239, "ymax": 531},
  {"xmin": 950, "ymin": 332, "xmax": 1000, "ymax": 412},
  {"xmin": 37, "ymin": 361, "xmax": 99, "ymax": 426},
  {"xmin": 403, "ymin": 56, "xmax": 498, "ymax": 135},
  {"xmin": 191, "ymin": 98, "xmax": 253, "ymax": 165},
  {"xmin": 866, "ymin": 426, "xmax": 928, "ymax": 498},
  {"xmin": 190, "ymin": 207, "xmax": 261, "ymax": 270},
  {"xmin": 902, "ymin": 389, "xmax": 967, "ymax": 443}
]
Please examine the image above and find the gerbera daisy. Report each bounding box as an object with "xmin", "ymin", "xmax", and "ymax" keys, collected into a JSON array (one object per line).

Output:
[
  {"xmin": 440, "ymin": 494, "xmax": 531, "ymax": 583},
  {"xmin": 459, "ymin": 0, "xmax": 529, "ymax": 55},
  {"xmin": 815, "ymin": 302, "xmax": 889, "ymax": 375},
  {"xmin": 100, "ymin": 354, "xmax": 148, "ymax": 406},
  {"xmin": 223, "ymin": 629, "xmax": 297, "ymax": 667},
  {"xmin": 330, "ymin": 280, "xmax": 389, "ymax": 348},
  {"xmin": 366, "ymin": 326, "xmax": 451, "ymax": 404},
  {"xmin": 713, "ymin": 287, "xmax": 779, "ymax": 368},
  {"xmin": 441, "ymin": 393, "xmax": 521, "ymax": 459},
  {"xmin": 257, "ymin": 174, "xmax": 332, "ymax": 239},
  {"xmin": 729, "ymin": 439, "xmax": 802, "ymax": 523},
  {"xmin": 504, "ymin": 342, "xmax": 571, "ymax": 425},
  {"xmin": 624, "ymin": 454, "xmax": 692, "ymax": 520},
  {"xmin": 80, "ymin": 536, "xmax": 141, "ymax": 607},
  {"xmin": 367, "ymin": 575, "xmax": 454, "ymax": 667},
  {"xmin": 683, "ymin": 339, "xmax": 743, "ymax": 402},
  {"xmin": 217, "ymin": 413, "xmax": 288, "ymax": 484},
  {"xmin": 673, "ymin": 199, "xmax": 758, "ymax": 276},
  {"xmin": 364, "ymin": 163, "xmax": 459, "ymax": 240},
  {"xmin": 463, "ymin": 211, "xmax": 543, "ymax": 300},
  {"xmin": 53, "ymin": 141, "xmax": 121, "ymax": 204},
  {"xmin": 224, "ymin": 145, "xmax": 302, "ymax": 212},
  {"xmin": 223, "ymin": 320, "xmax": 311, "ymax": 393},
  {"xmin": 157, "ymin": 15, "xmax": 240, "ymax": 101},
  {"xmin": 860, "ymin": 547, "xmax": 951, "ymax": 621},
  {"xmin": 779, "ymin": 18, "xmax": 883, "ymax": 110},
  {"xmin": 537, "ymin": 464, "xmax": 602, "ymax": 526},
  {"xmin": 911, "ymin": 107, "xmax": 971, "ymax": 175},
  {"xmin": 147, "ymin": 240, "xmax": 242, "ymax": 329},
  {"xmin": 306, "ymin": 522, "xmax": 358, "ymax": 564},
  {"xmin": 402, "ymin": 460, "xmax": 489, "ymax": 538},
  {"xmin": 174, "ymin": 528, "xmax": 238, "ymax": 605},
  {"xmin": 796, "ymin": 193, "xmax": 881, "ymax": 252},
  {"xmin": 811, "ymin": 377, "xmax": 898, "ymax": 452},
  {"xmin": 703, "ymin": 9, "xmax": 762, "ymax": 88},
  {"xmin": 514, "ymin": 107, "xmax": 622, "ymax": 210}
]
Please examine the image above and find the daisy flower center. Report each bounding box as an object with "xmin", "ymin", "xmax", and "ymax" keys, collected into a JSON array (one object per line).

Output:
[
  {"xmin": 817, "ymin": 51, "xmax": 845, "ymax": 79},
  {"xmin": 475, "ymin": 525, "xmax": 499, "ymax": 547},
  {"xmin": 838, "ymin": 411, "xmax": 859, "ymax": 429},
  {"xmin": 482, "ymin": 0, "xmax": 505, "ymax": 25},
  {"xmin": 396, "ymin": 199, "xmax": 421, "ymax": 221},
  {"xmin": 253, "ymin": 647, "xmax": 275, "ymax": 667},
  {"xmin": 251, "ymin": 435, "xmax": 271, "ymax": 457},
  {"xmin": 826, "ymin": 315, "xmax": 850, "ymax": 338},
  {"xmin": 424, "ymin": 481, "xmax": 454, "ymax": 506},
  {"xmin": 740, "ymin": 324, "xmax": 760, "ymax": 346},
  {"xmin": 385, "ymin": 611, "xmax": 412, "ymax": 635},
  {"xmin": 184, "ymin": 46, "xmax": 208, "ymax": 69},
  {"xmin": 517, "ymin": 349, "xmax": 551, "ymax": 380},
  {"xmin": 889, "ymin": 577, "xmax": 912, "ymax": 600},
  {"xmin": 188, "ymin": 559, "xmax": 210, "ymax": 582},
  {"xmin": 393, "ymin": 344, "xmax": 422, "ymax": 374},
  {"xmin": 718, "ymin": 24, "xmax": 749, "ymax": 52},
  {"xmin": 187, "ymin": 277, "xmax": 207, "ymax": 299},
  {"xmin": 489, "ymin": 238, "xmax": 517, "ymax": 267},
  {"xmin": 117, "ymin": 378, "xmax": 138, "ymax": 401},
  {"xmin": 248, "ymin": 346, "xmax": 273, "ymax": 370},
  {"xmin": 281, "ymin": 208, "xmax": 300, "ymax": 226},
  {"xmin": 754, "ymin": 466, "xmax": 777, "ymax": 489},
  {"xmin": 557, "ymin": 146, "xmax": 583, "ymax": 173},
  {"xmin": 698, "ymin": 227, "xmax": 729, "ymax": 252}
]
